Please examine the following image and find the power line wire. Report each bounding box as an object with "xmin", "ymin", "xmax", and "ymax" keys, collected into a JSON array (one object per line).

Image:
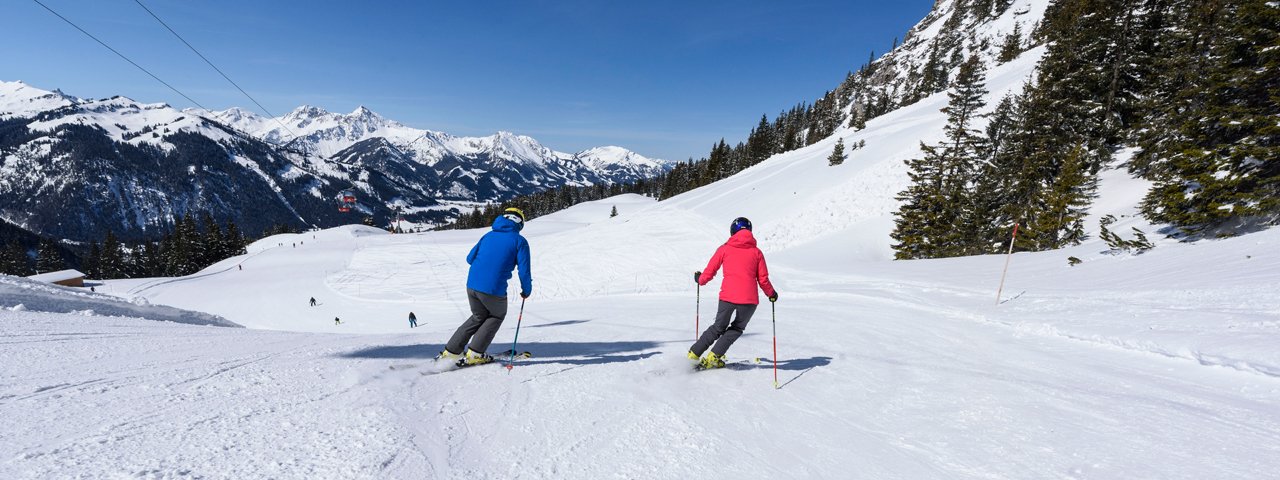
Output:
[
  {"xmin": 31, "ymin": 0, "xmax": 210, "ymax": 111},
  {"xmin": 131, "ymin": 0, "xmax": 301, "ymax": 143}
]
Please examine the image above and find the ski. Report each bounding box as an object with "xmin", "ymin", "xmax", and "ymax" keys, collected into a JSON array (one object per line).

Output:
[
  {"xmin": 389, "ymin": 350, "xmax": 532, "ymax": 373},
  {"xmin": 454, "ymin": 349, "xmax": 532, "ymax": 369},
  {"xmin": 693, "ymin": 357, "xmax": 762, "ymax": 372}
]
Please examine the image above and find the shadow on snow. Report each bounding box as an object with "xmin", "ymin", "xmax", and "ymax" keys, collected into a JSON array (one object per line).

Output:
[
  {"xmin": 339, "ymin": 340, "xmax": 663, "ymax": 367},
  {"xmin": 524, "ymin": 319, "xmax": 591, "ymax": 329}
]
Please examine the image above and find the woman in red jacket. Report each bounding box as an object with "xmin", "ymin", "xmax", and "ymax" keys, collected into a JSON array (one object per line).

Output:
[{"xmin": 689, "ymin": 217, "xmax": 778, "ymax": 369}]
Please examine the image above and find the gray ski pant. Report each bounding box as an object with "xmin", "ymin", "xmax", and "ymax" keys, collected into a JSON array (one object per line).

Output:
[
  {"xmin": 445, "ymin": 288, "xmax": 508, "ymax": 355},
  {"xmin": 691, "ymin": 300, "xmax": 757, "ymax": 357}
]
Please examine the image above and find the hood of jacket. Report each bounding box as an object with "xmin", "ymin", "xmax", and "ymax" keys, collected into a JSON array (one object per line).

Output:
[
  {"xmin": 491, "ymin": 215, "xmax": 523, "ymax": 232},
  {"xmin": 726, "ymin": 229, "xmax": 757, "ymax": 248}
]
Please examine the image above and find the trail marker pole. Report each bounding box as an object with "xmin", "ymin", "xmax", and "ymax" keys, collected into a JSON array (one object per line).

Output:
[
  {"xmin": 505, "ymin": 298, "xmax": 526, "ymax": 372},
  {"xmin": 995, "ymin": 223, "xmax": 1020, "ymax": 305}
]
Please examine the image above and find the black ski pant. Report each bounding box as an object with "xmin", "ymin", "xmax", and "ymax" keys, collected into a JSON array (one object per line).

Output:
[
  {"xmin": 691, "ymin": 300, "xmax": 757, "ymax": 357},
  {"xmin": 445, "ymin": 288, "xmax": 508, "ymax": 355}
]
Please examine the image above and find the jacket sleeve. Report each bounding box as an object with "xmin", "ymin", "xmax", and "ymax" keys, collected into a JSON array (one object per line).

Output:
[
  {"xmin": 757, "ymin": 250, "xmax": 776, "ymax": 297},
  {"xmin": 516, "ymin": 236, "xmax": 532, "ymax": 295},
  {"xmin": 466, "ymin": 235, "xmax": 483, "ymax": 265},
  {"xmin": 697, "ymin": 245, "xmax": 727, "ymax": 285}
]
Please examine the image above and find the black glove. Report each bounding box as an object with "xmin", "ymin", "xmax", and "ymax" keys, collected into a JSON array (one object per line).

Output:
[
  {"xmin": 693, "ymin": 271, "xmax": 702, "ymax": 283},
  {"xmin": 768, "ymin": 291, "xmax": 779, "ymax": 303},
  {"xmin": 520, "ymin": 291, "xmax": 530, "ymax": 299}
]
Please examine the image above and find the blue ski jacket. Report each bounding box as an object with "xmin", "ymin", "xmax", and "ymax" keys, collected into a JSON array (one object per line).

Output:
[{"xmin": 466, "ymin": 215, "xmax": 532, "ymax": 297}]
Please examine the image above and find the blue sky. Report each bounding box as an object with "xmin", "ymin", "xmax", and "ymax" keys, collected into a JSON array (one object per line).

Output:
[{"xmin": 4, "ymin": 0, "xmax": 933, "ymax": 160}]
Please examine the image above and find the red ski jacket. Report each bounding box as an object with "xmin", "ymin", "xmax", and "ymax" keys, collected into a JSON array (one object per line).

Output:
[{"xmin": 697, "ymin": 229, "xmax": 776, "ymax": 305}]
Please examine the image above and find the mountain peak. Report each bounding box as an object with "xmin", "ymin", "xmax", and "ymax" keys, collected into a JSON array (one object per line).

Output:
[
  {"xmin": 288, "ymin": 105, "xmax": 331, "ymax": 119},
  {"xmin": 351, "ymin": 105, "xmax": 378, "ymax": 117},
  {"xmin": 1, "ymin": 80, "xmax": 78, "ymax": 119}
]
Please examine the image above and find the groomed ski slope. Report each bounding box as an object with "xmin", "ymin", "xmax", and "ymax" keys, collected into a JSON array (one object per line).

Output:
[{"xmin": 4, "ymin": 49, "xmax": 1280, "ymax": 479}]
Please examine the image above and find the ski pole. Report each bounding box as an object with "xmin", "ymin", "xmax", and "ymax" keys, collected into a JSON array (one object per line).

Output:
[
  {"xmin": 772, "ymin": 301, "xmax": 778, "ymax": 389},
  {"xmin": 506, "ymin": 298, "xmax": 526, "ymax": 372},
  {"xmin": 695, "ymin": 282, "xmax": 701, "ymax": 341}
]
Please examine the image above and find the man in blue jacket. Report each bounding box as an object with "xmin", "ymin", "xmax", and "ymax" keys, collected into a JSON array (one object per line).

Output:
[{"xmin": 438, "ymin": 207, "xmax": 532, "ymax": 365}]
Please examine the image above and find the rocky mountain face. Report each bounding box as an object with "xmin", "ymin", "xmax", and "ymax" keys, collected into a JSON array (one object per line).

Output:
[
  {"xmin": 0, "ymin": 80, "xmax": 668, "ymax": 243},
  {"xmin": 208, "ymin": 104, "xmax": 669, "ymax": 200}
]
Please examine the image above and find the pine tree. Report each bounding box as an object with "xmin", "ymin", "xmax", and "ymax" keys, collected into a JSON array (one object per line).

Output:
[
  {"xmin": 35, "ymin": 238, "xmax": 65, "ymax": 274},
  {"xmin": 746, "ymin": 115, "xmax": 774, "ymax": 164},
  {"xmin": 939, "ymin": 56, "xmax": 993, "ymax": 255},
  {"xmin": 200, "ymin": 212, "xmax": 224, "ymax": 267},
  {"xmin": 1138, "ymin": 0, "xmax": 1280, "ymax": 234},
  {"xmin": 891, "ymin": 142, "xmax": 950, "ymax": 259},
  {"xmin": 997, "ymin": 22, "xmax": 1024, "ymax": 63},
  {"xmin": 828, "ymin": 138, "xmax": 847, "ymax": 166},
  {"xmin": 100, "ymin": 231, "xmax": 124, "ymax": 279},
  {"xmin": 1023, "ymin": 145, "xmax": 1098, "ymax": 249},
  {"xmin": 893, "ymin": 55, "xmax": 992, "ymax": 259},
  {"xmin": 969, "ymin": 93, "xmax": 1022, "ymax": 252},
  {"xmin": 1, "ymin": 241, "xmax": 34, "ymax": 276},
  {"xmin": 224, "ymin": 220, "xmax": 247, "ymax": 257},
  {"xmin": 84, "ymin": 243, "xmax": 102, "ymax": 279}
]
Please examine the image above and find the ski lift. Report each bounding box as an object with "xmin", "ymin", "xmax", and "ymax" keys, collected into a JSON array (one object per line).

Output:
[{"xmin": 338, "ymin": 189, "xmax": 357, "ymax": 213}]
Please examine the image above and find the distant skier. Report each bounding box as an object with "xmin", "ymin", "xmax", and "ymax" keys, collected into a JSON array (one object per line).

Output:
[
  {"xmin": 437, "ymin": 207, "xmax": 532, "ymax": 366},
  {"xmin": 334, "ymin": 316, "xmax": 341, "ymax": 325},
  {"xmin": 409, "ymin": 311, "xmax": 418, "ymax": 328},
  {"xmin": 238, "ymin": 264, "xmax": 242, "ymax": 271},
  {"xmin": 689, "ymin": 217, "xmax": 778, "ymax": 369},
  {"xmin": 310, "ymin": 297, "xmax": 317, "ymax": 307}
]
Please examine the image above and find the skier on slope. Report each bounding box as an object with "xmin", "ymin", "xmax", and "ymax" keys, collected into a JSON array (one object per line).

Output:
[
  {"xmin": 689, "ymin": 217, "xmax": 778, "ymax": 369},
  {"xmin": 436, "ymin": 207, "xmax": 532, "ymax": 365}
]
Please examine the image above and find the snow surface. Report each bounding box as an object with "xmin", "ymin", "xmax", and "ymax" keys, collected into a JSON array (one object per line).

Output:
[{"xmin": 4, "ymin": 185, "xmax": 1279, "ymax": 479}]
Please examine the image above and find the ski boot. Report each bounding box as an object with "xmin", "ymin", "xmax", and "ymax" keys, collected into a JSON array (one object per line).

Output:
[
  {"xmin": 434, "ymin": 349, "xmax": 461, "ymax": 361},
  {"xmin": 687, "ymin": 350, "xmax": 700, "ymax": 361},
  {"xmin": 462, "ymin": 349, "xmax": 494, "ymax": 366},
  {"xmin": 699, "ymin": 352, "xmax": 726, "ymax": 370}
]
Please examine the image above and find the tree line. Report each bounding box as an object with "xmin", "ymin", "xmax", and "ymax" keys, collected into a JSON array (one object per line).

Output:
[
  {"xmin": 892, "ymin": 0, "xmax": 1278, "ymax": 259},
  {"xmin": 0, "ymin": 212, "xmax": 294, "ymax": 279}
]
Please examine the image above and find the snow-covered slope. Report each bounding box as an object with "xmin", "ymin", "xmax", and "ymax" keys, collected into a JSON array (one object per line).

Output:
[
  {"xmin": 0, "ymin": 81, "xmax": 78, "ymax": 120},
  {"xmin": 0, "ymin": 274, "xmax": 236, "ymax": 327},
  {"xmin": 5, "ymin": 187, "xmax": 1279, "ymax": 478}
]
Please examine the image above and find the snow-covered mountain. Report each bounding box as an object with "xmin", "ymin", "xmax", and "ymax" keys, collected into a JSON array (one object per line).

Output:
[
  {"xmin": 0, "ymin": 80, "xmax": 669, "ymax": 243},
  {"xmin": 0, "ymin": 80, "xmax": 358, "ymax": 243},
  {"xmin": 203, "ymin": 104, "xmax": 671, "ymax": 194}
]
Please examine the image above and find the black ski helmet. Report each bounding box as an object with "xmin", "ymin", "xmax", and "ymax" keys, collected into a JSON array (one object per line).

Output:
[{"xmin": 730, "ymin": 217, "xmax": 752, "ymax": 235}]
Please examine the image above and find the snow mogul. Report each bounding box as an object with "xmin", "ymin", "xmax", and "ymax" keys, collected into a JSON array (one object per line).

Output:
[
  {"xmin": 689, "ymin": 217, "xmax": 778, "ymax": 369},
  {"xmin": 437, "ymin": 207, "xmax": 532, "ymax": 366}
]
